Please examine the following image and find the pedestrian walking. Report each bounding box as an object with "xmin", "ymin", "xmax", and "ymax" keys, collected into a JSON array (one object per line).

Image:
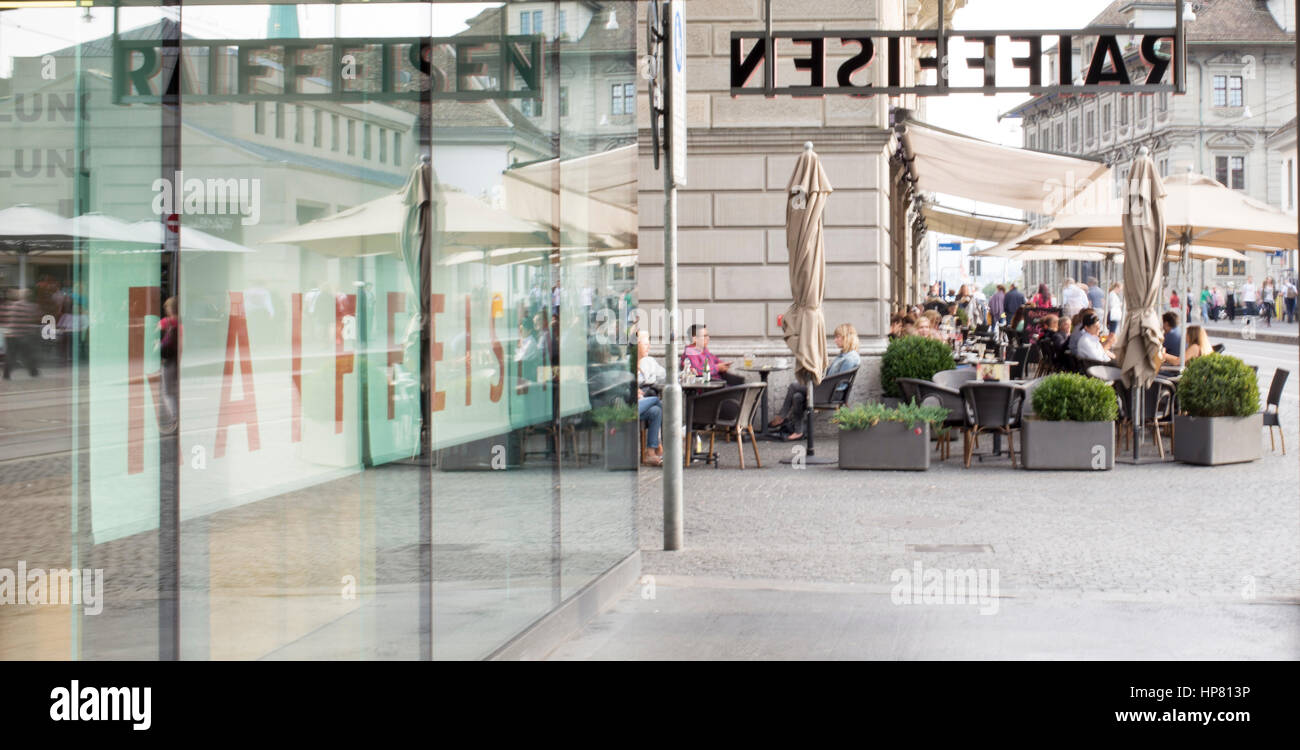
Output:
[
  {"xmin": 1284, "ymin": 278, "xmax": 1297, "ymax": 324},
  {"xmin": 1259, "ymin": 278, "xmax": 1275, "ymax": 327},
  {"xmin": 1106, "ymin": 282, "xmax": 1123, "ymax": 334},
  {"xmin": 0, "ymin": 288, "xmax": 41, "ymax": 379},
  {"xmin": 1226, "ymin": 283, "xmax": 1236, "ymax": 322}
]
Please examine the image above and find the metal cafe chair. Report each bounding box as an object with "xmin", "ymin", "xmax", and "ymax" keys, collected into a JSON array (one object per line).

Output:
[
  {"xmin": 688, "ymin": 383, "xmax": 766, "ymax": 469},
  {"xmin": 1264, "ymin": 368, "xmax": 1290, "ymax": 455},
  {"xmin": 958, "ymin": 381, "xmax": 1027, "ymax": 468},
  {"xmin": 896, "ymin": 376, "xmax": 927, "ymax": 404},
  {"xmin": 1113, "ymin": 377, "xmax": 1177, "ymax": 458},
  {"xmin": 932, "ymin": 368, "xmax": 977, "ymax": 390},
  {"xmin": 913, "ymin": 380, "xmax": 965, "ymax": 461}
]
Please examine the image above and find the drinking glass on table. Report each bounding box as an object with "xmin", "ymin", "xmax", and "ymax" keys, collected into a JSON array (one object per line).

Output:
[{"xmin": 744, "ymin": 351, "xmax": 754, "ymax": 368}]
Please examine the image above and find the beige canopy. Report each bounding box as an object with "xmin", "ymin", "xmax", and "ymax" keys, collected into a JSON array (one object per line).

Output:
[
  {"xmin": 1018, "ymin": 171, "xmax": 1299, "ymax": 252},
  {"xmin": 265, "ymin": 189, "xmax": 548, "ymax": 256},
  {"xmin": 922, "ymin": 205, "xmax": 1027, "ymax": 244},
  {"xmin": 501, "ymin": 145, "xmax": 637, "ymax": 248},
  {"xmin": 781, "ymin": 144, "xmax": 832, "ymax": 387},
  {"xmin": 898, "ymin": 120, "xmax": 1110, "ymax": 213}
]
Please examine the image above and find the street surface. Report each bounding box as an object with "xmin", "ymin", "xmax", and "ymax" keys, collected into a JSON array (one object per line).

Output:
[{"xmin": 548, "ymin": 338, "xmax": 1300, "ymax": 659}]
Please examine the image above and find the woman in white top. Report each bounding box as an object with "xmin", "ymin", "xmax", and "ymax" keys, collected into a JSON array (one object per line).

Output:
[
  {"xmin": 1076, "ymin": 312, "xmax": 1115, "ymax": 362},
  {"xmin": 636, "ymin": 331, "xmax": 666, "ymax": 466},
  {"xmin": 1106, "ymin": 282, "xmax": 1124, "ymax": 335}
]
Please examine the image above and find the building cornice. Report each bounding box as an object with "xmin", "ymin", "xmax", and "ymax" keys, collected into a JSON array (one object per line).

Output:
[{"xmin": 637, "ymin": 127, "xmax": 894, "ymax": 156}]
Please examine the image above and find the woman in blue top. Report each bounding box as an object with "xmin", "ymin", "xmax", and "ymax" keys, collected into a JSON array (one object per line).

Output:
[{"xmin": 768, "ymin": 323, "xmax": 861, "ymax": 441}]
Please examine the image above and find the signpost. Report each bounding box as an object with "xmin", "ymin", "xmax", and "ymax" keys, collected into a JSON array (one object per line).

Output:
[{"xmin": 649, "ymin": 0, "xmax": 685, "ymax": 551}]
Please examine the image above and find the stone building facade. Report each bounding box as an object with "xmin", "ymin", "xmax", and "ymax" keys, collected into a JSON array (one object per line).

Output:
[
  {"xmin": 1009, "ymin": 0, "xmax": 1297, "ymax": 291},
  {"xmin": 634, "ymin": 0, "xmax": 962, "ymax": 399}
]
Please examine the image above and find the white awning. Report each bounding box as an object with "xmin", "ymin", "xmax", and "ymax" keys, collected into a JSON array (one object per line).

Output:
[
  {"xmin": 922, "ymin": 204, "xmax": 1027, "ymax": 243},
  {"xmin": 899, "ymin": 120, "xmax": 1111, "ymax": 215}
]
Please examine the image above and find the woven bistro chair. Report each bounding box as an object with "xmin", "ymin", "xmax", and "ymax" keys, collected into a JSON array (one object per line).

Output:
[
  {"xmin": 958, "ymin": 381, "xmax": 1027, "ymax": 468},
  {"xmin": 688, "ymin": 382, "xmax": 766, "ymax": 469}
]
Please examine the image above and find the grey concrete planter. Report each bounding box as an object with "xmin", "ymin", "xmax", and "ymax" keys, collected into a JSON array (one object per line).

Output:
[
  {"xmin": 1173, "ymin": 413, "xmax": 1263, "ymax": 466},
  {"xmin": 603, "ymin": 422, "xmax": 639, "ymax": 471},
  {"xmin": 1020, "ymin": 418, "xmax": 1114, "ymax": 471},
  {"xmin": 838, "ymin": 421, "xmax": 931, "ymax": 471}
]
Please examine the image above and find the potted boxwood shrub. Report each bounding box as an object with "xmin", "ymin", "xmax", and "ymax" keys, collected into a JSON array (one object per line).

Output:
[
  {"xmin": 1021, "ymin": 373, "xmax": 1117, "ymax": 470},
  {"xmin": 880, "ymin": 335, "xmax": 954, "ymax": 403},
  {"xmin": 1174, "ymin": 354, "xmax": 1262, "ymax": 465},
  {"xmin": 832, "ymin": 401, "xmax": 949, "ymax": 470},
  {"xmin": 592, "ymin": 400, "xmax": 640, "ymax": 471}
]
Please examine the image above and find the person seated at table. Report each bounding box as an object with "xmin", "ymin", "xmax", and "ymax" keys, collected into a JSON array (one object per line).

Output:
[
  {"xmin": 1075, "ymin": 312, "xmax": 1115, "ymax": 362},
  {"xmin": 916, "ymin": 311, "xmax": 944, "ymax": 341},
  {"xmin": 888, "ymin": 313, "xmax": 906, "ymax": 340},
  {"xmin": 1039, "ymin": 314, "xmax": 1068, "ymax": 362},
  {"xmin": 769, "ymin": 323, "xmax": 861, "ymax": 440},
  {"xmin": 1066, "ymin": 308, "xmax": 1095, "ymax": 357},
  {"xmin": 1159, "ymin": 311, "xmax": 1182, "ymax": 366},
  {"xmin": 636, "ymin": 330, "xmax": 665, "ymax": 466},
  {"xmin": 681, "ymin": 323, "xmax": 744, "ymax": 385},
  {"xmin": 1183, "ymin": 324, "xmax": 1212, "ymax": 362}
]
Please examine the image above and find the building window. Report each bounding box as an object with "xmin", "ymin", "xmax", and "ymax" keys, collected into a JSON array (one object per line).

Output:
[
  {"xmin": 331, "ymin": 114, "xmax": 340, "ymax": 152},
  {"xmin": 1214, "ymin": 75, "xmax": 1244, "ymax": 107},
  {"xmin": 379, "ymin": 127, "xmax": 387, "ymax": 162},
  {"xmin": 393, "ymin": 132, "xmax": 401, "ymax": 166},
  {"xmin": 1069, "ymin": 117, "xmax": 1078, "ymax": 150},
  {"xmin": 1138, "ymin": 96, "xmax": 1148, "ymax": 119},
  {"xmin": 294, "ymin": 105, "xmax": 304, "ymax": 143},
  {"xmin": 1288, "ymin": 158, "xmax": 1295, "ymax": 211},
  {"xmin": 1215, "ymin": 155, "xmax": 1245, "ymax": 189},
  {"xmin": 254, "ymin": 102, "xmax": 265, "ymax": 135},
  {"xmin": 520, "ymin": 9, "xmax": 542, "ymax": 35},
  {"xmin": 521, "ymin": 98, "xmax": 543, "ymax": 117},
  {"xmin": 560, "ymin": 86, "xmax": 569, "ymax": 117},
  {"xmin": 1055, "ymin": 123, "xmax": 1064, "ymax": 149},
  {"xmin": 1158, "ymin": 158, "xmax": 1169, "ymax": 176},
  {"xmin": 1157, "ymin": 92, "xmax": 1169, "ymax": 112},
  {"xmin": 1028, "ymin": 132, "xmax": 1037, "ymax": 150},
  {"xmin": 1119, "ymin": 98, "xmax": 1128, "ymax": 126},
  {"xmin": 363, "ymin": 123, "xmax": 372, "ymax": 159},
  {"xmin": 347, "ymin": 119, "xmax": 355, "ymax": 155},
  {"xmin": 558, "ymin": 9, "xmax": 567, "ymax": 38},
  {"xmin": 313, "ymin": 109, "xmax": 322, "ymax": 147},
  {"xmin": 275, "ymin": 102, "xmax": 285, "ymax": 138},
  {"xmin": 1085, "ymin": 111, "xmax": 1095, "ymax": 141},
  {"xmin": 1233, "ymin": 260, "xmax": 1247, "ymax": 275},
  {"xmin": 1103, "ymin": 103, "xmax": 1112, "ymax": 133},
  {"xmin": 610, "ymin": 83, "xmax": 635, "ymax": 116}
]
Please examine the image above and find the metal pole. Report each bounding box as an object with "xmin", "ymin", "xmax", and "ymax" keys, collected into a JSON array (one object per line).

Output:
[{"xmin": 662, "ymin": 1, "xmax": 683, "ymax": 551}]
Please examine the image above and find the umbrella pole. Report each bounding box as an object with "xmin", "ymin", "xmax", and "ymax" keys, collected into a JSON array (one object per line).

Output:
[
  {"xmin": 805, "ymin": 380, "xmax": 815, "ymax": 456},
  {"xmin": 1131, "ymin": 383, "xmax": 1143, "ymax": 460}
]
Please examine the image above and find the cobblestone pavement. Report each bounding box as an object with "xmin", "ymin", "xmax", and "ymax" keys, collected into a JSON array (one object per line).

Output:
[{"xmin": 548, "ymin": 341, "xmax": 1300, "ymax": 659}]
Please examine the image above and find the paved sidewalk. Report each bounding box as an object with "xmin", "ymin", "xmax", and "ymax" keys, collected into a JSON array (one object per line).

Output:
[{"xmin": 548, "ymin": 341, "xmax": 1300, "ymax": 660}]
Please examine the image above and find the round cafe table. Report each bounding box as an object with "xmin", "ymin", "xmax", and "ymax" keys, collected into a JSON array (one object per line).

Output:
[{"xmin": 736, "ymin": 363, "xmax": 792, "ymax": 429}]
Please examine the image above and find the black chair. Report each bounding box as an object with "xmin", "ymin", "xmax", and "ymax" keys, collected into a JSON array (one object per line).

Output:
[
  {"xmin": 895, "ymin": 376, "xmax": 926, "ymax": 404},
  {"xmin": 1113, "ymin": 377, "xmax": 1177, "ymax": 458},
  {"xmin": 1033, "ymin": 337, "xmax": 1059, "ymax": 377},
  {"xmin": 933, "ymin": 368, "xmax": 977, "ymax": 390},
  {"xmin": 958, "ymin": 381, "xmax": 1027, "ymax": 468},
  {"xmin": 1264, "ymin": 368, "xmax": 1289, "ymax": 454},
  {"xmin": 812, "ymin": 366, "xmax": 859, "ymax": 413},
  {"xmin": 914, "ymin": 380, "xmax": 965, "ymax": 461},
  {"xmin": 688, "ymin": 383, "xmax": 766, "ymax": 469},
  {"xmin": 1075, "ymin": 357, "xmax": 1114, "ymax": 375}
]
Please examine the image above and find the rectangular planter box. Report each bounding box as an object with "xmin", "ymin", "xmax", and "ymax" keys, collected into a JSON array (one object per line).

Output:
[
  {"xmin": 839, "ymin": 421, "xmax": 930, "ymax": 471},
  {"xmin": 1020, "ymin": 419, "xmax": 1114, "ymax": 470},
  {"xmin": 1173, "ymin": 413, "xmax": 1263, "ymax": 466},
  {"xmin": 604, "ymin": 422, "xmax": 639, "ymax": 471}
]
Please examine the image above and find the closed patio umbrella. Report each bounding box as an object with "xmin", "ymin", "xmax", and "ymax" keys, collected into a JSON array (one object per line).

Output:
[
  {"xmin": 781, "ymin": 142, "xmax": 832, "ymax": 463},
  {"xmin": 1115, "ymin": 148, "xmax": 1166, "ymax": 462}
]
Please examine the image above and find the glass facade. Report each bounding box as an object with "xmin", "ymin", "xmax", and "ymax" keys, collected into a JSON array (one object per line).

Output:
[{"xmin": 0, "ymin": 1, "xmax": 638, "ymax": 660}]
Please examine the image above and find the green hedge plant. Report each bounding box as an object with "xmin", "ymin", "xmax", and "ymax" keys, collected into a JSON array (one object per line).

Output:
[
  {"xmin": 1177, "ymin": 354, "xmax": 1260, "ymax": 417},
  {"xmin": 832, "ymin": 401, "xmax": 949, "ymax": 432},
  {"xmin": 591, "ymin": 400, "xmax": 638, "ymax": 424},
  {"xmin": 880, "ymin": 335, "xmax": 953, "ymax": 398},
  {"xmin": 1031, "ymin": 373, "xmax": 1118, "ymax": 422}
]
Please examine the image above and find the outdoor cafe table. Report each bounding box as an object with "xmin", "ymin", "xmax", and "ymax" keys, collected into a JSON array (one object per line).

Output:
[
  {"xmin": 683, "ymin": 380, "xmax": 725, "ymax": 467},
  {"xmin": 736, "ymin": 363, "xmax": 792, "ymax": 429}
]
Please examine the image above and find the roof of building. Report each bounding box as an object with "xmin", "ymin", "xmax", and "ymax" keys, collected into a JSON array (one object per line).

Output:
[
  {"xmin": 1267, "ymin": 116, "xmax": 1297, "ymax": 142},
  {"xmin": 1088, "ymin": 0, "xmax": 1294, "ymax": 42},
  {"xmin": 1003, "ymin": 0, "xmax": 1294, "ymax": 118}
]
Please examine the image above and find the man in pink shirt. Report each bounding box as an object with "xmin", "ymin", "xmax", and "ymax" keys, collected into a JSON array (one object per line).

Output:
[{"xmin": 681, "ymin": 324, "xmax": 744, "ymax": 385}]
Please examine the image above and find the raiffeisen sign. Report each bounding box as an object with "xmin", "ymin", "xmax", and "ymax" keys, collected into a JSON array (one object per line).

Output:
[
  {"xmin": 111, "ymin": 35, "xmax": 544, "ymax": 104},
  {"xmin": 730, "ymin": 7, "xmax": 1187, "ymax": 97}
]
